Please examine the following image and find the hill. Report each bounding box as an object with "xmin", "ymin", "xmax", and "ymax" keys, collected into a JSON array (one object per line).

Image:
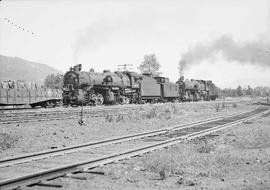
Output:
[{"xmin": 0, "ymin": 55, "xmax": 60, "ymax": 84}]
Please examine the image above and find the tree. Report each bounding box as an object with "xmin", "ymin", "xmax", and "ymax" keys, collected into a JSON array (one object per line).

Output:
[
  {"xmin": 236, "ymin": 85, "xmax": 243, "ymax": 96},
  {"xmin": 138, "ymin": 54, "xmax": 162, "ymax": 76},
  {"xmin": 44, "ymin": 73, "xmax": 63, "ymax": 89},
  {"xmin": 246, "ymin": 85, "xmax": 253, "ymax": 96}
]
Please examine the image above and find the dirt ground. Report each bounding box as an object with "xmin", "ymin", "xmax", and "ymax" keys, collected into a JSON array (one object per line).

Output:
[
  {"xmin": 0, "ymin": 100, "xmax": 255, "ymax": 158},
  {"xmin": 52, "ymin": 106, "xmax": 270, "ymax": 190},
  {"xmin": 0, "ymin": 99, "xmax": 269, "ymax": 189}
]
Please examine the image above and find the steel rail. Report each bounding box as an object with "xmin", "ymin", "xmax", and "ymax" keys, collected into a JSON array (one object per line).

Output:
[
  {"xmin": 0, "ymin": 113, "xmax": 118, "ymax": 124},
  {"xmin": 0, "ymin": 112, "xmax": 245, "ymax": 168},
  {"xmin": 0, "ymin": 100, "xmax": 234, "ymax": 111},
  {"xmin": 0, "ymin": 107, "xmax": 133, "ymax": 124},
  {"xmin": 0, "ymin": 99, "xmax": 241, "ymax": 117},
  {"xmin": 0, "ymin": 105, "xmax": 135, "ymax": 117},
  {"xmin": 0, "ymin": 101, "xmax": 247, "ymax": 124},
  {"xmin": 0, "ymin": 109, "xmax": 268, "ymax": 190}
]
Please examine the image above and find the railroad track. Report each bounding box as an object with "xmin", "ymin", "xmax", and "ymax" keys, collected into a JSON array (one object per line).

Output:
[
  {"xmin": 0, "ymin": 100, "xmax": 248, "ymax": 124},
  {"xmin": 0, "ymin": 108, "xmax": 268, "ymax": 189},
  {"xmin": 0, "ymin": 99, "xmax": 239, "ymax": 113},
  {"xmin": 0, "ymin": 106, "xmax": 133, "ymax": 124}
]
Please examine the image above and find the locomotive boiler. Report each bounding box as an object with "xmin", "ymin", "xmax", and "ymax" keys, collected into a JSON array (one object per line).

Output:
[
  {"xmin": 177, "ymin": 76, "xmax": 218, "ymax": 101},
  {"xmin": 63, "ymin": 64, "xmax": 218, "ymax": 106},
  {"xmin": 62, "ymin": 64, "xmax": 141, "ymax": 105}
]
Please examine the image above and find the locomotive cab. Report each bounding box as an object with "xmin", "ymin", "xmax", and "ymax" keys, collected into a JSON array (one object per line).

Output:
[
  {"xmin": 154, "ymin": 77, "xmax": 179, "ymax": 101},
  {"xmin": 153, "ymin": 77, "xmax": 169, "ymax": 84}
]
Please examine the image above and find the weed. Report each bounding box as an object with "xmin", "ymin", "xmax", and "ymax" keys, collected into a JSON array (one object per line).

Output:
[
  {"xmin": 105, "ymin": 114, "xmax": 114, "ymax": 122},
  {"xmin": 143, "ymin": 150, "xmax": 178, "ymax": 180},
  {"xmin": 233, "ymin": 103, "xmax": 237, "ymax": 108},
  {"xmin": 195, "ymin": 139, "xmax": 215, "ymax": 153},
  {"xmin": 222, "ymin": 101, "xmax": 226, "ymax": 109},
  {"xmin": 115, "ymin": 115, "xmax": 124, "ymax": 123},
  {"xmin": 164, "ymin": 108, "xmax": 172, "ymax": 120},
  {"xmin": 0, "ymin": 132, "xmax": 19, "ymax": 150},
  {"xmin": 105, "ymin": 114, "xmax": 125, "ymax": 123},
  {"xmin": 215, "ymin": 102, "xmax": 220, "ymax": 112},
  {"xmin": 170, "ymin": 103, "xmax": 178, "ymax": 115},
  {"xmin": 146, "ymin": 107, "xmax": 160, "ymax": 119}
]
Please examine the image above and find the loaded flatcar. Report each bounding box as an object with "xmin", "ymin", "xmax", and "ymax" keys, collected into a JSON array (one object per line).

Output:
[{"xmin": 0, "ymin": 80, "xmax": 62, "ymax": 108}]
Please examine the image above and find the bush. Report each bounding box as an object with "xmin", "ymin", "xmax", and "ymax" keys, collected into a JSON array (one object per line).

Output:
[
  {"xmin": 146, "ymin": 107, "xmax": 160, "ymax": 119},
  {"xmin": 144, "ymin": 151, "xmax": 178, "ymax": 180}
]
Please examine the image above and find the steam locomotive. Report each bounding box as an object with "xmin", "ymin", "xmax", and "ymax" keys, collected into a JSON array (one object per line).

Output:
[{"xmin": 62, "ymin": 64, "xmax": 218, "ymax": 106}]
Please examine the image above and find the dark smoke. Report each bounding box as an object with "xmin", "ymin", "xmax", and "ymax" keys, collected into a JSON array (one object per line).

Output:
[{"xmin": 179, "ymin": 35, "xmax": 270, "ymax": 76}]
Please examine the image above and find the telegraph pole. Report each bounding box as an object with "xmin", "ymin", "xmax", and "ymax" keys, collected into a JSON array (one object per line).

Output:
[{"xmin": 117, "ymin": 64, "xmax": 134, "ymax": 71}]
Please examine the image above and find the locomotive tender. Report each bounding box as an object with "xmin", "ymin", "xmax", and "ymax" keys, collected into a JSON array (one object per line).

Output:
[{"xmin": 62, "ymin": 64, "xmax": 218, "ymax": 106}]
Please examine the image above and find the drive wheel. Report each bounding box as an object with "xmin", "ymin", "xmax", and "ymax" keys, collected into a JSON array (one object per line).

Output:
[
  {"xmin": 123, "ymin": 97, "xmax": 130, "ymax": 104},
  {"xmin": 96, "ymin": 93, "xmax": 104, "ymax": 105},
  {"xmin": 91, "ymin": 94, "xmax": 98, "ymax": 105}
]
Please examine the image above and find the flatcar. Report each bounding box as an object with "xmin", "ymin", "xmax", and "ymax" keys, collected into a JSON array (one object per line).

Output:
[{"xmin": 0, "ymin": 80, "xmax": 62, "ymax": 108}]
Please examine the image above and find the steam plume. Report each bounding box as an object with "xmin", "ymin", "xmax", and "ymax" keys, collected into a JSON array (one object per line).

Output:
[
  {"xmin": 71, "ymin": 17, "xmax": 135, "ymax": 63},
  {"xmin": 72, "ymin": 20, "xmax": 118, "ymax": 63},
  {"xmin": 179, "ymin": 35, "xmax": 270, "ymax": 76}
]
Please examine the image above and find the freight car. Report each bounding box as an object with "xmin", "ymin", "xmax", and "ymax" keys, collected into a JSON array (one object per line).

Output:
[
  {"xmin": 0, "ymin": 80, "xmax": 62, "ymax": 108},
  {"xmin": 62, "ymin": 64, "xmax": 218, "ymax": 106}
]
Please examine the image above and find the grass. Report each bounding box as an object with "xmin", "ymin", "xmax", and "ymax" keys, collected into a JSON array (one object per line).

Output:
[
  {"xmin": 232, "ymin": 125, "xmax": 270, "ymax": 149},
  {"xmin": 142, "ymin": 149, "xmax": 179, "ymax": 180},
  {"xmin": 194, "ymin": 138, "xmax": 216, "ymax": 153},
  {"xmin": 104, "ymin": 103, "xmax": 183, "ymax": 123},
  {"xmin": 0, "ymin": 132, "xmax": 19, "ymax": 151},
  {"xmin": 141, "ymin": 137, "xmax": 251, "ymax": 180},
  {"xmin": 105, "ymin": 114, "xmax": 125, "ymax": 123},
  {"xmin": 139, "ymin": 117, "xmax": 270, "ymax": 189}
]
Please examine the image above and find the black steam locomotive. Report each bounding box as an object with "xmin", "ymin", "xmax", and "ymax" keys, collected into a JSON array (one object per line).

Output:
[{"xmin": 62, "ymin": 64, "xmax": 218, "ymax": 106}]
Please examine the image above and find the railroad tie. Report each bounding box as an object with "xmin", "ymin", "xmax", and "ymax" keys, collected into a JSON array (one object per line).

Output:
[
  {"xmin": 63, "ymin": 173, "xmax": 87, "ymax": 180},
  {"xmin": 31, "ymin": 182, "xmax": 63, "ymax": 188}
]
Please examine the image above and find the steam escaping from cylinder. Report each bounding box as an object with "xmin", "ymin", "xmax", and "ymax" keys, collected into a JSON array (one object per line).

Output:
[{"xmin": 178, "ymin": 35, "xmax": 270, "ymax": 76}]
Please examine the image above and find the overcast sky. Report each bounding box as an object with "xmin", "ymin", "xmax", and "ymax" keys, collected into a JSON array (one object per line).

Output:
[{"xmin": 0, "ymin": 0, "xmax": 269, "ymax": 88}]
